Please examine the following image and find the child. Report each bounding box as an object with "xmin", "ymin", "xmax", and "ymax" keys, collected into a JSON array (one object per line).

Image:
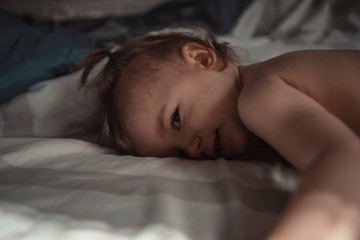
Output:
[{"xmin": 78, "ymin": 28, "xmax": 360, "ymax": 240}]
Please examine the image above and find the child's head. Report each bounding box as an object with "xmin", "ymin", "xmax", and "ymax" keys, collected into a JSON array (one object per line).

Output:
[{"xmin": 78, "ymin": 28, "xmax": 251, "ymax": 159}]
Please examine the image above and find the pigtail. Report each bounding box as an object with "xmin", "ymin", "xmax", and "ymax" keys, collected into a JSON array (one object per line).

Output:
[
  {"xmin": 76, "ymin": 49, "xmax": 112, "ymax": 89},
  {"xmin": 73, "ymin": 47, "xmax": 136, "ymax": 155}
]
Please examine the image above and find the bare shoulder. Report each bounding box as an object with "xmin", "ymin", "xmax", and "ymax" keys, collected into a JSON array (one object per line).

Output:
[
  {"xmin": 238, "ymin": 49, "xmax": 360, "ymax": 137},
  {"xmin": 237, "ymin": 49, "xmax": 360, "ymax": 119},
  {"xmin": 237, "ymin": 53, "xmax": 360, "ymax": 170}
]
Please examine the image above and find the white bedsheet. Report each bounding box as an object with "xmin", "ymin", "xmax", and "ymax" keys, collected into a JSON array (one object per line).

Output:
[{"xmin": 0, "ymin": 138, "xmax": 298, "ymax": 240}]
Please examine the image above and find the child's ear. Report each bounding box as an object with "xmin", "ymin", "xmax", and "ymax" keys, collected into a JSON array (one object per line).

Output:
[{"xmin": 181, "ymin": 43, "xmax": 217, "ymax": 70}]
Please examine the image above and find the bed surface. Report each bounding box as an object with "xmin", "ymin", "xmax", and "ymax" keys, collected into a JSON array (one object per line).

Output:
[{"xmin": 0, "ymin": 137, "xmax": 298, "ymax": 240}]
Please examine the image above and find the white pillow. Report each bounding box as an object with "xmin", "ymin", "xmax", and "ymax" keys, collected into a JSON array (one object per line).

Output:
[{"xmin": 0, "ymin": 59, "xmax": 107, "ymax": 138}]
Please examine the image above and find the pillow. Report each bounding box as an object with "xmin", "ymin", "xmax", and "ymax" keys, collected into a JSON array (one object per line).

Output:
[{"xmin": 0, "ymin": 56, "xmax": 109, "ymax": 138}]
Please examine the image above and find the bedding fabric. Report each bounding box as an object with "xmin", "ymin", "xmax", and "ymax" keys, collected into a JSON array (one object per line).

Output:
[
  {"xmin": 0, "ymin": 138, "xmax": 299, "ymax": 240},
  {"xmin": 0, "ymin": 10, "xmax": 96, "ymax": 104}
]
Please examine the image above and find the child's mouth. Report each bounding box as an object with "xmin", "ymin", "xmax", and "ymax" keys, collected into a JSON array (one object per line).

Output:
[{"xmin": 215, "ymin": 128, "xmax": 223, "ymax": 157}]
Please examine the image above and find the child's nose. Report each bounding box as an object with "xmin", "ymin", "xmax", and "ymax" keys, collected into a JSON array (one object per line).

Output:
[{"xmin": 186, "ymin": 136, "xmax": 203, "ymax": 158}]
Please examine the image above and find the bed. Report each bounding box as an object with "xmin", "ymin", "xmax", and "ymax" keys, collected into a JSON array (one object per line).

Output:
[{"xmin": 0, "ymin": 0, "xmax": 359, "ymax": 239}]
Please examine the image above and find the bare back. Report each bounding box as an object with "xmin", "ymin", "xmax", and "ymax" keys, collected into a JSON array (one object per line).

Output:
[
  {"xmin": 268, "ymin": 50, "xmax": 360, "ymax": 134},
  {"xmin": 238, "ymin": 50, "xmax": 360, "ymax": 170}
]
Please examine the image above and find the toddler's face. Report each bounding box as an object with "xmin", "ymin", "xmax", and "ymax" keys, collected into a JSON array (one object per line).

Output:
[{"xmin": 121, "ymin": 60, "xmax": 252, "ymax": 159}]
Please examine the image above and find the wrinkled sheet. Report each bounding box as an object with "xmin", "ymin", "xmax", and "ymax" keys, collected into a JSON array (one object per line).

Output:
[
  {"xmin": 223, "ymin": 0, "xmax": 360, "ymax": 63},
  {"xmin": 0, "ymin": 138, "xmax": 298, "ymax": 240}
]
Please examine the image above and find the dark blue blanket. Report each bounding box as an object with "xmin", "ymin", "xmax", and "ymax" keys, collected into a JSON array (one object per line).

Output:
[{"xmin": 0, "ymin": 10, "xmax": 96, "ymax": 104}]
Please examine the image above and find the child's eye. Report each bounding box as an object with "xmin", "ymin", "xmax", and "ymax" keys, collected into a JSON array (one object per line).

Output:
[{"xmin": 171, "ymin": 107, "xmax": 181, "ymax": 131}]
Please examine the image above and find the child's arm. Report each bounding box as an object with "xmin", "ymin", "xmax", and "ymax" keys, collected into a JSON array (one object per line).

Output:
[{"xmin": 238, "ymin": 76, "xmax": 360, "ymax": 240}]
